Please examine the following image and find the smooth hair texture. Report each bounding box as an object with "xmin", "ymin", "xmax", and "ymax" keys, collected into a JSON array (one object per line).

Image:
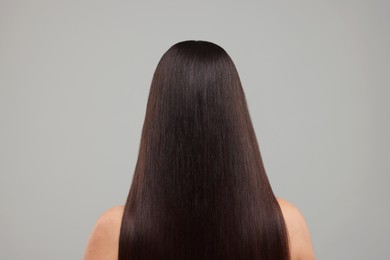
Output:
[{"xmin": 119, "ymin": 40, "xmax": 290, "ymax": 260}]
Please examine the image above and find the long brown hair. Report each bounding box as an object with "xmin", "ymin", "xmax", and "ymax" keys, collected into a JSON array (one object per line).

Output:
[{"xmin": 119, "ymin": 40, "xmax": 290, "ymax": 260}]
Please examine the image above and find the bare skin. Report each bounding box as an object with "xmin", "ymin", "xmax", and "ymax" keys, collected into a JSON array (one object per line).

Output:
[
  {"xmin": 277, "ymin": 198, "xmax": 316, "ymax": 260},
  {"xmin": 83, "ymin": 198, "xmax": 315, "ymax": 260}
]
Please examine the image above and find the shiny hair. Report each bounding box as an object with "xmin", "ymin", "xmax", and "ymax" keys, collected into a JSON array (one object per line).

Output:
[{"xmin": 118, "ymin": 40, "xmax": 290, "ymax": 260}]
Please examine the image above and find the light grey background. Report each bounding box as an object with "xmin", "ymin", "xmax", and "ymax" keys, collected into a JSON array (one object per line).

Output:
[{"xmin": 1, "ymin": 0, "xmax": 389, "ymax": 259}]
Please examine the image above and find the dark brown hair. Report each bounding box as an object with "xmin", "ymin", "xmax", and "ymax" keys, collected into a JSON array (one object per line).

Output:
[{"xmin": 119, "ymin": 40, "xmax": 290, "ymax": 260}]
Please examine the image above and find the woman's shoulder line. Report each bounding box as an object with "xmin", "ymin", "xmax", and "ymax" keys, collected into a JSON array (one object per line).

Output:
[
  {"xmin": 83, "ymin": 205, "xmax": 125, "ymax": 260},
  {"xmin": 276, "ymin": 197, "xmax": 316, "ymax": 260}
]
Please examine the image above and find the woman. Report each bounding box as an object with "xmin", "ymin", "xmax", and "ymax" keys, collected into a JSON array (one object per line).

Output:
[{"xmin": 84, "ymin": 40, "xmax": 315, "ymax": 260}]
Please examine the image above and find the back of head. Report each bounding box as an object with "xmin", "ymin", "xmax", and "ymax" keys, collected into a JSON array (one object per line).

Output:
[{"xmin": 119, "ymin": 40, "xmax": 290, "ymax": 260}]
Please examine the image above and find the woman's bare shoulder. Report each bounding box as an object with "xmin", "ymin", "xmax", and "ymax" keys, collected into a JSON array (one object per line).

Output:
[
  {"xmin": 83, "ymin": 205, "xmax": 125, "ymax": 260},
  {"xmin": 84, "ymin": 202, "xmax": 315, "ymax": 260},
  {"xmin": 277, "ymin": 198, "xmax": 316, "ymax": 260}
]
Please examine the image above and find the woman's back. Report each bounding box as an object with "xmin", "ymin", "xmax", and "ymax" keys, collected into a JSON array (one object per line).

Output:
[
  {"xmin": 83, "ymin": 198, "xmax": 315, "ymax": 260},
  {"xmin": 84, "ymin": 40, "xmax": 315, "ymax": 260}
]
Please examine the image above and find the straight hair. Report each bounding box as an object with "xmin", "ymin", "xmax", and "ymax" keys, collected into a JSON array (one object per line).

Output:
[{"xmin": 118, "ymin": 40, "xmax": 290, "ymax": 260}]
